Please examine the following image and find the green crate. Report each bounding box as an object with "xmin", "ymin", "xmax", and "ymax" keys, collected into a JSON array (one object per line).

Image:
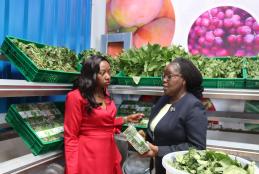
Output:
[
  {"xmin": 202, "ymin": 77, "xmax": 245, "ymax": 88},
  {"xmin": 5, "ymin": 103, "xmax": 64, "ymax": 155},
  {"xmin": 9, "ymin": 107, "xmax": 63, "ymax": 155},
  {"xmin": 114, "ymin": 71, "xmax": 162, "ymax": 86},
  {"xmin": 202, "ymin": 57, "xmax": 245, "ymax": 88},
  {"xmin": 11, "ymin": 104, "xmax": 64, "ymax": 142},
  {"xmin": 8, "ymin": 106, "xmax": 64, "ymax": 154},
  {"xmin": 244, "ymin": 58, "xmax": 259, "ymax": 89},
  {"xmin": 5, "ymin": 112, "xmax": 41, "ymax": 155},
  {"xmin": 1, "ymin": 36, "xmax": 79, "ymax": 83}
]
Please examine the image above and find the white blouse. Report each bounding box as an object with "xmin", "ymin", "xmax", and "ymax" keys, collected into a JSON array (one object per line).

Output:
[{"xmin": 150, "ymin": 104, "xmax": 171, "ymax": 132}]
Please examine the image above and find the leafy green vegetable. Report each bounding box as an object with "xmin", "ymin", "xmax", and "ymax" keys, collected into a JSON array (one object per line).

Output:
[
  {"xmin": 245, "ymin": 56, "xmax": 259, "ymax": 79},
  {"xmin": 197, "ymin": 57, "xmax": 244, "ymax": 78},
  {"xmin": 117, "ymin": 44, "xmax": 187, "ymax": 76},
  {"xmin": 116, "ymin": 44, "xmax": 244, "ymax": 78},
  {"xmin": 11, "ymin": 39, "xmax": 78, "ymax": 72},
  {"xmin": 15, "ymin": 103, "xmax": 64, "ymax": 143},
  {"xmin": 168, "ymin": 149, "xmax": 256, "ymax": 174}
]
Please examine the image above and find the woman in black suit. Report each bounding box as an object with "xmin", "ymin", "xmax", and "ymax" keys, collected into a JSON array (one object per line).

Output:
[{"xmin": 141, "ymin": 58, "xmax": 207, "ymax": 174}]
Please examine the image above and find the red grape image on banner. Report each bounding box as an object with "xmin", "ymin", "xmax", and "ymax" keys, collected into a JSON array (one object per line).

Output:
[{"xmin": 188, "ymin": 6, "xmax": 259, "ymax": 57}]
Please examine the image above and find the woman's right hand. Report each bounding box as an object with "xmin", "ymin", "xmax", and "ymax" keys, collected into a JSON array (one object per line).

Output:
[{"xmin": 124, "ymin": 113, "xmax": 144, "ymax": 123}]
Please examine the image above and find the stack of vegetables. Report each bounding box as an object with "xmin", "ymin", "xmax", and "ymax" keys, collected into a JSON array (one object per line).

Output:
[
  {"xmin": 117, "ymin": 100, "xmax": 153, "ymax": 130},
  {"xmin": 110, "ymin": 43, "xmax": 246, "ymax": 88},
  {"xmin": 5, "ymin": 102, "xmax": 64, "ymax": 155},
  {"xmin": 3, "ymin": 36, "xmax": 256, "ymax": 88},
  {"xmin": 1, "ymin": 36, "xmax": 79, "ymax": 83},
  {"xmin": 244, "ymin": 57, "xmax": 259, "ymax": 89}
]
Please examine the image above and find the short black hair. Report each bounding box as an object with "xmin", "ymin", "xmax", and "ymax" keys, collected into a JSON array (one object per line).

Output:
[
  {"xmin": 73, "ymin": 55, "xmax": 110, "ymax": 113},
  {"xmin": 171, "ymin": 58, "xmax": 204, "ymax": 99}
]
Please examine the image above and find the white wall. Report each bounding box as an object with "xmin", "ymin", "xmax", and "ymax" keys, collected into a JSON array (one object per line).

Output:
[{"xmin": 90, "ymin": 0, "xmax": 106, "ymax": 50}]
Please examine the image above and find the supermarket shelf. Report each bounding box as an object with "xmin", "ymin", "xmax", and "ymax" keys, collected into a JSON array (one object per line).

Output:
[
  {"xmin": 207, "ymin": 111, "xmax": 259, "ymax": 120},
  {"xmin": 0, "ymin": 79, "xmax": 72, "ymax": 97},
  {"xmin": 109, "ymin": 85, "xmax": 259, "ymax": 100},
  {"xmin": 0, "ymin": 137, "xmax": 63, "ymax": 173},
  {"xmin": 1, "ymin": 80, "xmax": 259, "ymax": 100}
]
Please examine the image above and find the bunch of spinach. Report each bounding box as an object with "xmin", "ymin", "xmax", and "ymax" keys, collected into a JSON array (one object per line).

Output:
[
  {"xmin": 196, "ymin": 57, "xmax": 244, "ymax": 78},
  {"xmin": 12, "ymin": 39, "xmax": 78, "ymax": 72},
  {"xmin": 117, "ymin": 44, "xmax": 188, "ymax": 76},
  {"xmin": 245, "ymin": 56, "xmax": 259, "ymax": 79},
  {"xmin": 116, "ymin": 44, "xmax": 243, "ymax": 78},
  {"xmin": 169, "ymin": 148, "xmax": 256, "ymax": 174}
]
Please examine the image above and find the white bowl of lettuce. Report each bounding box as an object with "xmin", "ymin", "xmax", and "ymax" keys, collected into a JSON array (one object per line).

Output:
[{"xmin": 162, "ymin": 149, "xmax": 258, "ymax": 174}]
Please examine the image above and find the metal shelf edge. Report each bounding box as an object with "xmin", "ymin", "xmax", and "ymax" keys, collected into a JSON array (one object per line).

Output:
[{"xmin": 1, "ymin": 81, "xmax": 259, "ymax": 99}]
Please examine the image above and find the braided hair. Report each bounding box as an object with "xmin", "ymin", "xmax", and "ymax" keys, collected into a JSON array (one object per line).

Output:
[{"xmin": 171, "ymin": 58, "xmax": 204, "ymax": 99}]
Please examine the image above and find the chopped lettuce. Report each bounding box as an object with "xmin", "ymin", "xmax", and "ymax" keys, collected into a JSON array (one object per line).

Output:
[{"xmin": 168, "ymin": 149, "xmax": 256, "ymax": 174}]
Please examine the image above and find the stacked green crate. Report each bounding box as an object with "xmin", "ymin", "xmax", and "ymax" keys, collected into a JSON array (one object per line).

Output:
[
  {"xmin": 1, "ymin": 36, "xmax": 79, "ymax": 83},
  {"xmin": 117, "ymin": 100, "xmax": 153, "ymax": 130},
  {"xmin": 5, "ymin": 102, "xmax": 64, "ymax": 155},
  {"xmin": 244, "ymin": 57, "xmax": 259, "ymax": 89},
  {"xmin": 199, "ymin": 57, "xmax": 245, "ymax": 88}
]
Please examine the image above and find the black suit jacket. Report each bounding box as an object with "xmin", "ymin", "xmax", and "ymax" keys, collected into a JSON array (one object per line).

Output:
[{"xmin": 146, "ymin": 93, "xmax": 207, "ymax": 174}]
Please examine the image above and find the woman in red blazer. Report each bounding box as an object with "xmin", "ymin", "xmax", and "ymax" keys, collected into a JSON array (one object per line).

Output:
[{"xmin": 64, "ymin": 55, "xmax": 143, "ymax": 174}]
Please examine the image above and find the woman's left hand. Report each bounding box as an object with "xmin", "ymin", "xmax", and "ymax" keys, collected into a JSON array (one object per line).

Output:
[
  {"xmin": 141, "ymin": 142, "xmax": 158, "ymax": 157},
  {"xmin": 125, "ymin": 113, "xmax": 144, "ymax": 123}
]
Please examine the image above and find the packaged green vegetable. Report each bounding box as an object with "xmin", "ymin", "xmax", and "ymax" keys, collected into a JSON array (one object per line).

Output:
[{"xmin": 123, "ymin": 125, "xmax": 150, "ymax": 154}]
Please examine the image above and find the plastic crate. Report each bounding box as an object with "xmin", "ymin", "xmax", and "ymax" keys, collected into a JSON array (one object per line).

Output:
[
  {"xmin": 5, "ymin": 102, "xmax": 64, "ymax": 155},
  {"xmin": 202, "ymin": 77, "xmax": 245, "ymax": 88},
  {"xmin": 1, "ymin": 36, "xmax": 79, "ymax": 83},
  {"xmin": 244, "ymin": 58, "xmax": 259, "ymax": 89},
  {"xmin": 202, "ymin": 57, "xmax": 245, "ymax": 88},
  {"xmin": 8, "ymin": 105, "xmax": 64, "ymax": 155},
  {"xmin": 114, "ymin": 72, "xmax": 162, "ymax": 86}
]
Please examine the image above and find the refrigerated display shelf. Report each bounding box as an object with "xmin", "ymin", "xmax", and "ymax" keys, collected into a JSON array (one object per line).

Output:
[
  {"xmin": 0, "ymin": 79, "xmax": 72, "ymax": 97},
  {"xmin": 1, "ymin": 80, "xmax": 259, "ymax": 100},
  {"xmin": 108, "ymin": 85, "xmax": 259, "ymax": 100},
  {"xmin": 0, "ymin": 79, "xmax": 259, "ymax": 170}
]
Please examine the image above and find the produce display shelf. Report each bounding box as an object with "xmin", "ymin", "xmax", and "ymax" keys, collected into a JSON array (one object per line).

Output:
[
  {"xmin": 1, "ymin": 80, "xmax": 259, "ymax": 100},
  {"xmin": 0, "ymin": 79, "xmax": 72, "ymax": 97},
  {"xmin": 5, "ymin": 103, "xmax": 64, "ymax": 155},
  {"xmin": 1, "ymin": 36, "xmax": 80, "ymax": 83},
  {"xmin": 108, "ymin": 85, "xmax": 259, "ymax": 100}
]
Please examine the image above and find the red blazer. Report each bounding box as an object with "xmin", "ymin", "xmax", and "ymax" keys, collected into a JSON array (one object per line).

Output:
[{"xmin": 64, "ymin": 89, "xmax": 124, "ymax": 174}]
